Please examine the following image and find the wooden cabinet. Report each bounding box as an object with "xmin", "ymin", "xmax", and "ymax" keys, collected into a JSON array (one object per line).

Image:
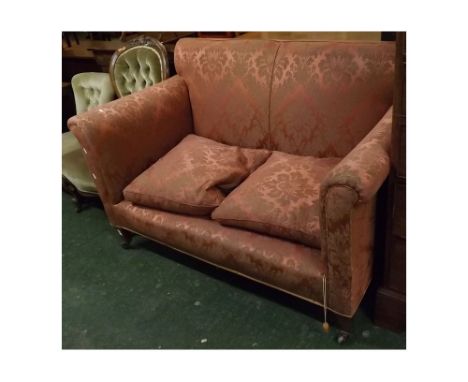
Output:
[{"xmin": 373, "ymin": 32, "xmax": 406, "ymax": 331}]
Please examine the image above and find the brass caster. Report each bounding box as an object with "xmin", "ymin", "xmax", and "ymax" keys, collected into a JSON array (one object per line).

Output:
[{"xmin": 336, "ymin": 331, "xmax": 350, "ymax": 345}]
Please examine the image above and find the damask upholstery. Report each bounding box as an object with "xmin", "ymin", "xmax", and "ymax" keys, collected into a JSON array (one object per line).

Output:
[
  {"xmin": 69, "ymin": 38, "xmax": 395, "ymax": 318},
  {"xmin": 175, "ymin": 39, "xmax": 395, "ymax": 156},
  {"xmin": 320, "ymin": 107, "xmax": 392, "ymax": 314},
  {"xmin": 111, "ymin": 201, "xmax": 327, "ymax": 309},
  {"xmin": 123, "ymin": 134, "xmax": 271, "ymax": 215},
  {"xmin": 68, "ymin": 75, "xmax": 193, "ymax": 208},
  {"xmin": 269, "ymin": 42, "xmax": 394, "ymax": 157},
  {"xmin": 212, "ymin": 152, "xmax": 340, "ymax": 248},
  {"xmin": 321, "ymin": 107, "xmax": 393, "ymax": 201},
  {"xmin": 63, "ymin": 39, "xmax": 168, "ymax": 199},
  {"xmin": 175, "ymin": 39, "xmax": 278, "ymax": 148}
]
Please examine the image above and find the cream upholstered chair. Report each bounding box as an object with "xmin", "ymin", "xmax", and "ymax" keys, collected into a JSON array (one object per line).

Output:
[
  {"xmin": 62, "ymin": 37, "xmax": 169, "ymax": 211},
  {"xmin": 62, "ymin": 72, "xmax": 115, "ymax": 211}
]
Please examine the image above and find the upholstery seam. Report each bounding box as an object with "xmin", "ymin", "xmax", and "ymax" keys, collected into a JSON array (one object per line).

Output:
[
  {"xmin": 124, "ymin": 190, "xmax": 220, "ymax": 209},
  {"xmin": 322, "ymin": 183, "xmax": 360, "ymax": 261},
  {"xmin": 181, "ymin": 37, "xmax": 393, "ymax": 46},
  {"xmin": 213, "ymin": 217, "xmax": 320, "ymax": 248},
  {"xmin": 267, "ymin": 43, "xmax": 281, "ymax": 150}
]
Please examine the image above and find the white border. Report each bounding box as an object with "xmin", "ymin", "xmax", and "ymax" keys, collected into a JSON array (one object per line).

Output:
[{"xmin": 2, "ymin": 0, "xmax": 468, "ymax": 381}]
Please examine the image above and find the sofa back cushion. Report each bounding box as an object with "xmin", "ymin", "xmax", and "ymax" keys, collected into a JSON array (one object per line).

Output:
[
  {"xmin": 175, "ymin": 38, "xmax": 279, "ymax": 149},
  {"xmin": 175, "ymin": 38, "xmax": 394, "ymax": 157},
  {"xmin": 270, "ymin": 41, "xmax": 395, "ymax": 157}
]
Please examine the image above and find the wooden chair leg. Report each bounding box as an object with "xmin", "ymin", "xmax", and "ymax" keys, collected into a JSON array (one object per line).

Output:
[
  {"xmin": 71, "ymin": 194, "xmax": 84, "ymax": 213},
  {"xmin": 117, "ymin": 228, "xmax": 134, "ymax": 249},
  {"xmin": 63, "ymin": 177, "xmax": 85, "ymax": 212}
]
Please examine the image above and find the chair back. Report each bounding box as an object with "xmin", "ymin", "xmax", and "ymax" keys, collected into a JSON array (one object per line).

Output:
[
  {"xmin": 110, "ymin": 36, "xmax": 170, "ymax": 98},
  {"xmin": 71, "ymin": 72, "xmax": 115, "ymax": 114}
]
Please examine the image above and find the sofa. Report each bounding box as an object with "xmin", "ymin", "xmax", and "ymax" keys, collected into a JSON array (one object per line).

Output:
[{"xmin": 68, "ymin": 38, "xmax": 395, "ymax": 323}]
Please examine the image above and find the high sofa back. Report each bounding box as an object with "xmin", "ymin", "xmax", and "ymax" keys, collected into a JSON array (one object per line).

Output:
[{"xmin": 175, "ymin": 38, "xmax": 395, "ymax": 157}]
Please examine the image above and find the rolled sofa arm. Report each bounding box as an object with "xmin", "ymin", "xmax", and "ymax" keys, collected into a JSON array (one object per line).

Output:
[
  {"xmin": 320, "ymin": 106, "xmax": 393, "ymax": 316},
  {"xmin": 68, "ymin": 75, "xmax": 193, "ymax": 207}
]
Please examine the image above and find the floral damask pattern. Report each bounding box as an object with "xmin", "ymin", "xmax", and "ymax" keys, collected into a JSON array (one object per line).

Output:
[
  {"xmin": 123, "ymin": 134, "xmax": 271, "ymax": 215},
  {"xmin": 320, "ymin": 107, "xmax": 393, "ymax": 202},
  {"xmin": 68, "ymin": 75, "xmax": 194, "ymax": 206},
  {"xmin": 319, "ymin": 50, "xmax": 358, "ymax": 86},
  {"xmin": 269, "ymin": 42, "xmax": 395, "ymax": 157},
  {"xmin": 319, "ymin": 107, "xmax": 392, "ymax": 315},
  {"xmin": 175, "ymin": 38, "xmax": 279, "ymax": 148},
  {"xmin": 69, "ymin": 39, "xmax": 397, "ymax": 317},
  {"xmin": 111, "ymin": 200, "xmax": 327, "ymax": 305},
  {"xmin": 212, "ymin": 152, "xmax": 341, "ymax": 248}
]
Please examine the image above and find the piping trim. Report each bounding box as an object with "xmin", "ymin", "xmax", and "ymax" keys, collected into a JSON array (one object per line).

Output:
[{"xmin": 114, "ymin": 224, "xmax": 354, "ymax": 318}]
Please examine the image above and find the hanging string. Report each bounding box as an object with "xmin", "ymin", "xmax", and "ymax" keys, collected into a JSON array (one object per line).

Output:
[{"xmin": 322, "ymin": 274, "xmax": 330, "ymax": 333}]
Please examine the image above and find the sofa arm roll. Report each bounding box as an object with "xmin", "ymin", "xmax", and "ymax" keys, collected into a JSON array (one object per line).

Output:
[
  {"xmin": 321, "ymin": 106, "xmax": 393, "ymax": 203},
  {"xmin": 319, "ymin": 106, "xmax": 392, "ymax": 316},
  {"xmin": 68, "ymin": 75, "xmax": 193, "ymax": 206}
]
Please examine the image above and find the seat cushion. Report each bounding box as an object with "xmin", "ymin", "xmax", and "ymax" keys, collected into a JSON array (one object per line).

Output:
[
  {"xmin": 62, "ymin": 131, "xmax": 82, "ymax": 156},
  {"xmin": 212, "ymin": 151, "xmax": 341, "ymax": 247},
  {"xmin": 123, "ymin": 134, "xmax": 271, "ymax": 215},
  {"xmin": 62, "ymin": 132, "xmax": 97, "ymax": 193}
]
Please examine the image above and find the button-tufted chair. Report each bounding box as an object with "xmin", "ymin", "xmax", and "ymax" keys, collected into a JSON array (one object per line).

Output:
[
  {"xmin": 62, "ymin": 36, "xmax": 170, "ymax": 211},
  {"xmin": 62, "ymin": 72, "xmax": 115, "ymax": 211},
  {"xmin": 109, "ymin": 36, "xmax": 170, "ymax": 97}
]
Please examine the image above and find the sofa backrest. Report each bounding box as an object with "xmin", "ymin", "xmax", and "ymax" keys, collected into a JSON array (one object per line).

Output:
[{"xmin": 175, "ymin": 38, "xmax": 394, "ymax": 157}]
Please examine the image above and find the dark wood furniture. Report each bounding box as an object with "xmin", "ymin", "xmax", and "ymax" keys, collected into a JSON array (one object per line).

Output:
[
  {"xmin": 62, "ymin": 32, "xmax": 80, "ymax": 48},
  {"xmin": 373, "ymin": 32, "xmax": 406, "ymax": 331},
  {"xmin": 62, "ymin": 82, "xmax": 75, "ymax": 132},
  {"xmin": 197, "ymin": 32, "xmax": 239, "ymax": 38}
]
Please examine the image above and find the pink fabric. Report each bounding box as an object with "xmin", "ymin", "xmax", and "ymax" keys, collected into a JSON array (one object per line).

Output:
[
  {"xmin": 319, "ymin": 107, "xmax": 393, "ymax": 316},
  {"xmin": 123, "ymin": 134, "xmax": 271, "ymax": 215},
  {"xmin": 110, "ymin": 201, "xmax": 326, "ymax": 304},
  {"xmin": 175, "ymin": 39, "xmax": 395, "ymax": 157},
  {"xmin": 68, "ymin": 75, "xmax": 193, "ymax": 206},
  {"xmin": 270, "ymin": 42, "xmax": 395, "ymax": 157},
  {"xmin": 175, "ymin": 38, "xmax": 279, "ymax": 148},
  {"xmin": 212, "ymin": 152, "xmax": 340, "ymax": 247},
  {"xmin": 69, "ymin": 39, "xmax": 396, "ymax": 317}
]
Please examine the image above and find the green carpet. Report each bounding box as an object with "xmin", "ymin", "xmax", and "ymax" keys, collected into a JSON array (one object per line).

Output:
[{"xmin": 62, "ymin": 192, "xmax": 406, "ymax": 349}]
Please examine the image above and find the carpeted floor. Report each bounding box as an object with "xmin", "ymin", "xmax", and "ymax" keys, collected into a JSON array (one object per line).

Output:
[{"xmin": 62, "ymin": 192, "xmax": 406, "ymax": 349}]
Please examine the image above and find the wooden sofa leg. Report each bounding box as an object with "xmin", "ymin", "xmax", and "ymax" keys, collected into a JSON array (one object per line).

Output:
[{"xmin": 117, "ymin": 228, "xmax": 134, "ymax": 249}]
